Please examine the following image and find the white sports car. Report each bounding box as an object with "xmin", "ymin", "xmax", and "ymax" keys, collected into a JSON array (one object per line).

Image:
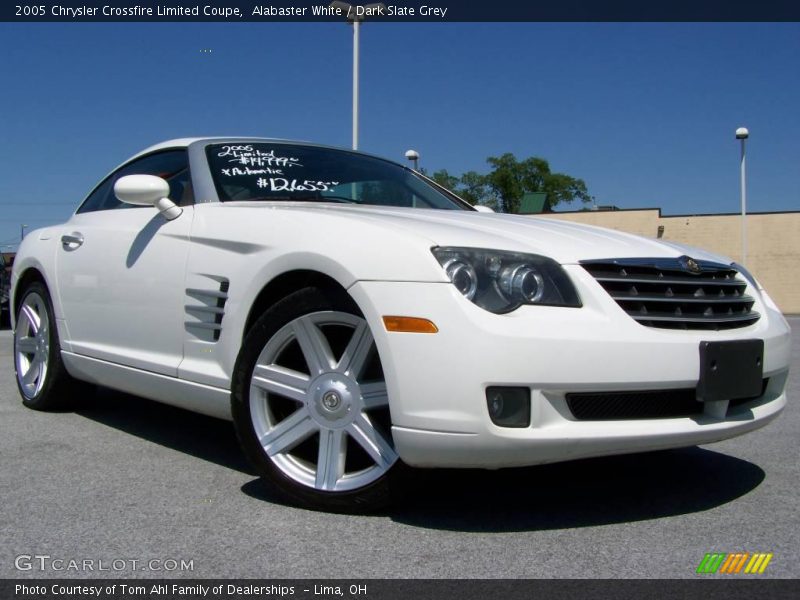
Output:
[{"xmin": 11, "ymin": 138, "xmax": 791, "ymax": 511}]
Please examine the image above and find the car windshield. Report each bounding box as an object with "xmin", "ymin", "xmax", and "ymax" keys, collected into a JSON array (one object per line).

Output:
[{"xmin": 206, "ymin": 143, "xmax": 468, "ymax": 210}]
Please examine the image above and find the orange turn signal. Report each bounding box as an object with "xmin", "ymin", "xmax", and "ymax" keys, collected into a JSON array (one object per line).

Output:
[{"xmin": 382, "ymin": 316, "xmax": 439, "ymax": 334}]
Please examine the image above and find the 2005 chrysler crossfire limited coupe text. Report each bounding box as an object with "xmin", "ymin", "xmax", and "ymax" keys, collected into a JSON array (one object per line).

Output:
[{"xmin": 11, "ymin": 138, "xmax": 791, "ymax": 511}]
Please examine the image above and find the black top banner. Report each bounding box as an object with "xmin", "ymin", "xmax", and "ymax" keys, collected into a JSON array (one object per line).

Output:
[{"xmin": 4, "ymin": 0, "xmax": 800, "ymax": 22}]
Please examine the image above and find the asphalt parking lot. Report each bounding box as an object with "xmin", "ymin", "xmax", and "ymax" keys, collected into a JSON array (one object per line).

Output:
[{"xmin": 1, "ymin": 319, "xmax": 798, "ymax": 579}]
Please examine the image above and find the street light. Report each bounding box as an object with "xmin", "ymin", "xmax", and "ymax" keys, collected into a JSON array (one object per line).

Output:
[
  {"xmin": 404, "ymin": 149, "xmax": 420, "ymax": 171},
  {"xmin": 736, "ymin": 126, "xmax": 749, "ymax": 264},
  {"xmin": 330, "ymin": 1, "xmax": 386, "ymax": 150}
]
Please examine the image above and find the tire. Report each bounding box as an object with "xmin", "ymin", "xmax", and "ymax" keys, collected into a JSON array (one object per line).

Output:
[
  {"xmin": 232, "ymin": 287, "xmax": 399, "ymax": 512},
  {"xmin": 14, "ymin": 281, "xmax": 86, "ymax": 410}
]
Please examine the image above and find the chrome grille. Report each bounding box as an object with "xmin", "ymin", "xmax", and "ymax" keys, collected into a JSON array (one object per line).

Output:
[{"xmin": 581, "ymin": 257, "xmax": 760, "ymax": 330}]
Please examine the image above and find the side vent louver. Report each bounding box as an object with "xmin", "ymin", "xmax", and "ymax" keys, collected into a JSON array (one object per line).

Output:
[{"xmin": 185, "ymin": 276, "xmax": 229, "ymax": 342}]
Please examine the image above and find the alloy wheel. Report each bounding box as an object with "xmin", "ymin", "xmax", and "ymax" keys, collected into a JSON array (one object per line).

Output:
[
  {"xmin": 15, "ymin": 292, "xmax": 50, "ymax": 399},
  {"xmin": 248, "ymin": 311, "xmax": 397, "ymax": 492}
]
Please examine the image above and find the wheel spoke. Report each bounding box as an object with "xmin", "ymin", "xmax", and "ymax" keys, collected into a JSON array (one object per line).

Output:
[
  {"xmin": 315, "ymin": 428, "xmax": 346, "ymax": 491},
  {"xmin": 19, "ymin": 304, "xmax": 40, "ymax": 335},
  {"xmin": 38, "ymin": 312, "xmax": 49, "ymax": 338},
  {"xmin": 348, "ymin": 414, "xmax": 398, "ymax": 469},
  {"xmin": 15, "ymin": 336, "xmax": 37, "ymax": 354},
  {"xmin": 336, "ymin": 321, "xmax": 373, "ymax": 378},
  {"xmin": 360, "ymin": 381, "xmax": 389, "ymax": 409},
  {"xmin": 293, "ymin": 317, "xmax": 335, "ymax": 376},
  {"xmin": 252, "ymin": 364, "xmax": 310, "ymax": 403},
  {"xmin": 22, "ymin": 357, "xmax": 42, "ymax": 385},
  {"xmin": 250, "ymin": 309, "xmax": 397, "ymax": 496},
  {"xmin": 258, "ymin": 408, "xmax": 317, "ymax": 456}
]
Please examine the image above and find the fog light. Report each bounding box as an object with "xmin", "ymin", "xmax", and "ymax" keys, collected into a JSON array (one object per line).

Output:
[{"xmin": 486, "ymin": 386, "xmax": 530, "ymax": 427}]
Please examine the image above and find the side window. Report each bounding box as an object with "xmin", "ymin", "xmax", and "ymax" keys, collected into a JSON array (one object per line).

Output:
[
  {"xmin": 77, "ymin": 150, "xmax": 193, "ymax": 214},
  {"xmin": 77, "ymin": 176, "xmax": 115, "ymax": 214}
]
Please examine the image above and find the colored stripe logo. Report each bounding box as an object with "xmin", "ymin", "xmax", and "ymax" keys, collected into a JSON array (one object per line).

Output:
[{"xmin": 697, "ymin": 553, "xmax": 773, "ymax": 574}]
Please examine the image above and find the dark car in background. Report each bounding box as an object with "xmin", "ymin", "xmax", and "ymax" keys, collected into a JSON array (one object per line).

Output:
[{"xmin": 0, "ymin": 252, "xmax": 9, "ymax": 326}]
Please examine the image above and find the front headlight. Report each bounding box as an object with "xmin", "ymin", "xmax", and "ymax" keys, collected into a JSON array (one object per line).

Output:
[{"xmin": 432, "ymin": 247, "xmax": 581, "ymax": 313}]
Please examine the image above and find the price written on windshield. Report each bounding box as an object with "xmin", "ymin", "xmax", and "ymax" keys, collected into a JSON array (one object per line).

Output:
[
  {"xmin": 256, "ymin": 178, "xmax": 340, "ymax": 192},
  {"xmin": 217, "ymin": 146, "xmax": 303, "ymax": 169}
]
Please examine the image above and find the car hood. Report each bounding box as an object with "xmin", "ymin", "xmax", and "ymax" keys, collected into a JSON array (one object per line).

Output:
[{"xmin": 227, "ymin": 203, "xmax": 733, "ymax": 265}]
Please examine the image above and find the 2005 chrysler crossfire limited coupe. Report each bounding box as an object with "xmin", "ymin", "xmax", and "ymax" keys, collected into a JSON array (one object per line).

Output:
[{"xmin": 12, "ymin": 138, "xmax": 791, "ymax": 511}]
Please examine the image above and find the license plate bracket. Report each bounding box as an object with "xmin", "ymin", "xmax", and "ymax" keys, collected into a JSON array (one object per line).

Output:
[{"xmin": 697, "ymin": 340, "xmax": 763, "ymax": 403}]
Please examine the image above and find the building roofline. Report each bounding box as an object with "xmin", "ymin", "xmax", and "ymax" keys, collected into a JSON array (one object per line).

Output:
[{"xmin": 548, "ymin": 206, "xmax": 800, "ymax": 218}]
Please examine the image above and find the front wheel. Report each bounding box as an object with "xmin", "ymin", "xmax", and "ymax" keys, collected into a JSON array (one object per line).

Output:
[{"xmin": 232, "ymin": 287, "xmax": 398, "ymax": 512}]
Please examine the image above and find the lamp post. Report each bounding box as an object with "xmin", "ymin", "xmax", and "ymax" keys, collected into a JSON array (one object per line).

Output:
[
  {"xmin": 330, "ymin": 1, "xmax": 386, "ymax": 150},
  {"xmin": 404, "ymin": 149, "xmax": 420, "ymax": 171},
  {"xmin": 735, "ymin": 127, "xmax": 749, "ymax": 265}
]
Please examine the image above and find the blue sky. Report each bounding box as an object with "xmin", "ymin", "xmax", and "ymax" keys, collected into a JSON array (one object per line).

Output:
[{"xmin": 1, "ymin": 22, "xmax": 798, "ymax": 249}]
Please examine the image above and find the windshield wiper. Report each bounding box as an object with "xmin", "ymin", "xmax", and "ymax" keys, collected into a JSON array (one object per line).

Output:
[
  {"xmin": 258, "ymin": 194, "xmax": 356, "ymax": 204},
  {"xmin": 239, "ymin": 195, "xmax": 358, "ymax": 204},
  {"xmin": 286, "ymin": 195, "xmax": 359, "ymax": 204}
]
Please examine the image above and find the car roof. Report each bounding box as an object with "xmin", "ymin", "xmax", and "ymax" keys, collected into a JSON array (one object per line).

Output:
[
  {"xmin": 132, "ymin": 137, "xmax": 291, "ymax": 160},
  {"xmin": 132, "ymin": 136, "xmax": 348, "ymax": 158},
  {"xmin": 129, "ymin": 137, "xmax": 403, "ymax": 167}
]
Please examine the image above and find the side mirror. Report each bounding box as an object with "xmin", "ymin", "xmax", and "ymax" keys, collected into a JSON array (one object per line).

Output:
[
  {"xmin": 474, "ymin": 205, "xmax": 495, "ymax": 213},
  {"xmin": 114, "ymin": 175, "xmax": 182, "ymax": 221}
]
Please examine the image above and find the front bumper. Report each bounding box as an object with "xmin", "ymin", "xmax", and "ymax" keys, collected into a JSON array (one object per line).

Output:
[{"xmin": 349, "ymin": 265, "xmax": 791, "ymax": 468}]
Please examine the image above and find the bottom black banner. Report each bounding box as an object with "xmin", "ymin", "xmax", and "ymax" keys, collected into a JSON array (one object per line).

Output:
[{"xmin": 2, "ymin": 579, "xmax": 799, "ymax": 600}]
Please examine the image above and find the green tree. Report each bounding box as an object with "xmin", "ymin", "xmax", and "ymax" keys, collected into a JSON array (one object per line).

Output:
[
  {"xmin": 429, "ymin": 169, "xmax": 459, "ymax": 192},
  {"xmin": 458, "ymin": 171, "xmax": 491, "ymax": 206},
  {"xmin": 426, "ymin": 155, "xmax": 589, "ymax": 213},
  {"xmin": 485, "ymin": 153, "xmax": 590, "ymax": 213},
  {"xmin": 427, "ymin": 169, "xmax": 493, "ymax": 208}
]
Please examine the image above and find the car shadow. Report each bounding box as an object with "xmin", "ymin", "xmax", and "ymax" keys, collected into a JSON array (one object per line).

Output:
[
  {"xmin": 126, "ymin": 213, "xmax": 167, "ymax": 268},
  {"xmin": 75, "ymin": 388, "xmax": 765, "ymax": 531},
  {"xmin": 385, "ymin": 447, "xmax": 765, "ymax": 532},
  {"xmin": 75, "ymin": 386, "xmax": 255, "ymax": 476}
]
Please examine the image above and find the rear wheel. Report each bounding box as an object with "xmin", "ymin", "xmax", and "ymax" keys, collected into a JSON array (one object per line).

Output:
[
  {"xmin": 232, "ymin": 287, "xmax": 398, "ymax": 512},
  {"xmin": 14, "ymin": 281, "xmax": 86, "ymax": 410}
]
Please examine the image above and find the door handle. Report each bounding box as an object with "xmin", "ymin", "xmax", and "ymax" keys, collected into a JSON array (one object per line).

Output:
[{"xmin": 61, "ymin": 232, "xmax": 84, "ymax": 248}]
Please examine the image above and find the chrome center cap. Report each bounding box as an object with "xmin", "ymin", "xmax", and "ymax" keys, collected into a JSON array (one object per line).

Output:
[
  {"xmin": 308, "ymin": 374, "xmax": 361, "ymax": 427},
  {"xmin": 322, "ymin": 391, "xmax": 342, "ymax": 411}
]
